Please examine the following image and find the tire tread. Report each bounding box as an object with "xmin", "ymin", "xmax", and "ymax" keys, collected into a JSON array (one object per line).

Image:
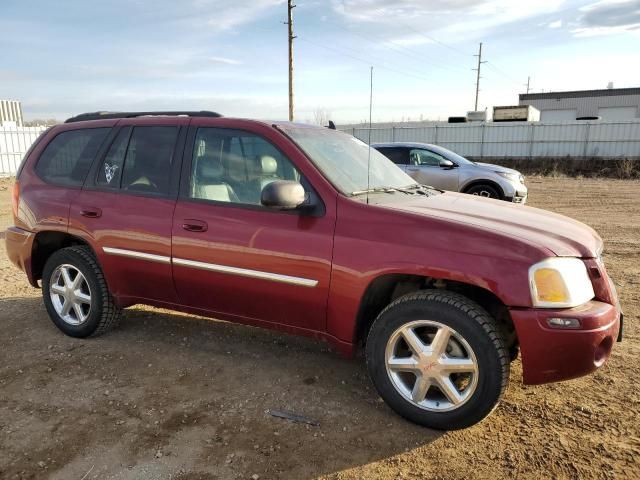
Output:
[
  {"xmin": 59, "ymin": 245, "xmax": 121, "ymax": 336},
  {"xmin": 366, "ymin": 289, "xmax": 510, "ymax": 428}
]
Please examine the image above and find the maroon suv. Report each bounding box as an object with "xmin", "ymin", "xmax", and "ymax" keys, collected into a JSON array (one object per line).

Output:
[{"xmin": 6, "ymin": 111, "xmax": 622, "ymax": 430}]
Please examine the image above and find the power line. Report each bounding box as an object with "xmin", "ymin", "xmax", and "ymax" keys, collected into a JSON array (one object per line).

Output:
[
  {"xmin": 392, "ymin": 19, "xmax": 471, "ymax": 59},
  {"xmin": 297, "ymin": 36, "xmax": 435, "ymax": 84},
  {"xmin": 485, "ymin": 61, "xmax": 522, "ymax": 87},
  {"xmin": 342, "ymin": 28, "xmax": 469, "ymax": 75}
]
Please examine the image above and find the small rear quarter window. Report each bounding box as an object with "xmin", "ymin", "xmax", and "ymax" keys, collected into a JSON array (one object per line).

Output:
[{"xmin": 35, "ymin": 127, "xmax": 110, "ymax": 186}]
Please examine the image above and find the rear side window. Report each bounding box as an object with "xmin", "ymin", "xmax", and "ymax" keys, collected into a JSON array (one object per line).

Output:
[
  {"xmin": 377, "ymin": 147, "xmax": 408, "ymax": 165},
  {"xmin": 122, "ymin": 127, "xmax": 178, "ymax": 195},
  {"xmin": 35, "ymin": 128, "xmax": 110, "ymax": 186},
  {"xmin": 96, "ymin": 126, "xmax": 178, "ymax": 196},
  {"xmin": 96, "ymin": 127, "xmax": 131, "ymax": 188}
]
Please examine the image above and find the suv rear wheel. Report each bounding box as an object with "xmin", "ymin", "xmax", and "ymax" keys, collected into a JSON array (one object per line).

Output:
[
  {"xmin": 42, "ymin": 246, "xmax": 121, "ymax": 337},
  {"xmin": 366, "ymin": 290, "xmax": 509, "ymax": 430}
]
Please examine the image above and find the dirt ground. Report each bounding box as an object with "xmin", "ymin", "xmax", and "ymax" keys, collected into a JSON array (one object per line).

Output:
[{"xmin": 0, "ymin": 176, "xmax": 638, "ymax": 480}]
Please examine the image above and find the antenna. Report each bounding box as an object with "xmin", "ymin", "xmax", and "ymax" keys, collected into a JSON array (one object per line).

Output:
[{"xmin": 367, "ymin": 66, "xmax": 373, "ymax": 205}]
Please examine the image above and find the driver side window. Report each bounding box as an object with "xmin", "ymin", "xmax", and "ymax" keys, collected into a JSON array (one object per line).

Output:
[
  {"xmin": 189, "ymin": 128, "xmax": 302, "ymax": 206},
  {"xmin": 409, "ymin": 149, "xmax": 446, "ymax": 167}
]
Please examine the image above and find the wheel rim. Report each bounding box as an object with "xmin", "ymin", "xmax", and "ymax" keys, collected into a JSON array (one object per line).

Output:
[
  {"xmin": 472, "ymin": 189, "xmax": 494, "ymax": 198},
  {"xmin": 384, "ymin": 320, "xmax": 479, "ymax": 412},
  {"xmin": 49, "ymin": 264, "xmax": 92, "ymax": 326}
]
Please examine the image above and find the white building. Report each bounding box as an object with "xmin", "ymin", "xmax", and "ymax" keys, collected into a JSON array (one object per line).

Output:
[
  {"xmin": 519, "ymin": 87, "xmax": 640, "ymax": 122},
  {"xmin": 0, "ymin": 100, "xmax": 24, "ymax": 127}
]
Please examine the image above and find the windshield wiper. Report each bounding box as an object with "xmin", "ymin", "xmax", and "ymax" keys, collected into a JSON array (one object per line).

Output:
[
  {"xmin": 349, "ymin": 187, "xmax": 398, "ymax": 196},
  {"xmin": 350, "ymin": 184, "xmax": 442, "ymax": 197}
]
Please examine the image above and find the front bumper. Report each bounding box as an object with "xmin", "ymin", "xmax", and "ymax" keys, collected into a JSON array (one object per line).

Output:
[
  {"xmin": 505, "ymin": 189, "xmax": 528, "ymax": 204},
  {"xmin": 510, "ymin": 300, "xmax": 620, "ymax": 385},
  {"xmin": 5, "ymin": 226, "xmax": 37, "ymax": 286}
]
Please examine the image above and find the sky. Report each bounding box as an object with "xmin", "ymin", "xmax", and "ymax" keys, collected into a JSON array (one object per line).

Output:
[{"xmin": 2, "ymin": 0, "xmax": 639, "ymax": 124}]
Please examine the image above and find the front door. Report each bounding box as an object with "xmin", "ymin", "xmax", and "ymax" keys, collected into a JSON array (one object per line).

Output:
[
  {"xmin": 171, "ymin": 125, "xmax": 335, "ymax": 332},
  {"xmin": 406, "ymin": 148, "xmax": 460, "ymax": 191}
]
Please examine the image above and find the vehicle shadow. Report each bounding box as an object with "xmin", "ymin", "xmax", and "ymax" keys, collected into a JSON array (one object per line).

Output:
[{"xmin": 0, "ymin": 296, "xmax": 444, "ymax": 479}]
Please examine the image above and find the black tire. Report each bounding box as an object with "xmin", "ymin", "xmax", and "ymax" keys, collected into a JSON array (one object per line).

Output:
[
  {"xmin": 365, "ymin": 290, "xmax": 509, "ymax": 430},
  {"xmin": 466, "ymin": 184, "xmax": 501, "ymax": 199},
  {"xmin": 42, "ymin": 245, "xmax": 121, "ymax": 338}
]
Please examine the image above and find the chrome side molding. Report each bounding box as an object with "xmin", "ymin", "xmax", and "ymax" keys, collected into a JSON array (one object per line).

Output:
[
  {"xmin": 102, "ymin": 247, "xmax": 171, "ymax": 264},
  {"xmin": 172, "ymin": 257, "xmax": 318, "ymax": 288}
]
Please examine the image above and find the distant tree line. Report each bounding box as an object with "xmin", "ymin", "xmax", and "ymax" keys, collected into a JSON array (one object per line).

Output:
[{"xmin": 23, "ymin": 119, "xmax": 59, "ymax": 127}]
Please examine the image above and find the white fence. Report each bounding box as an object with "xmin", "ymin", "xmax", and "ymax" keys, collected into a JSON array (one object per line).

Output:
[
  {"xmin": 342, "ymin": 120, "xmax": 640, "ymax": 160},
  {"xmin": 2, "ymin": 121, "xmax": 639, "ymax": 176},
  {"xmin": 0, "ymin": 125, "xmax": 48, "ymax": 176}
]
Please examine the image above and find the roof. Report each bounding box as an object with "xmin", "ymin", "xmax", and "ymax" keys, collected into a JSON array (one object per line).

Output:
[
  {"xmin": 371, "ymin": 142, "xmax": 434, "ymax": 149},
  {"xmin": 65, "ymin": 110, "xmax": 222, "ymax": 123},
  {"xmin": 520, "ymin": 87, "xmax": 640, "ymax": 101}
]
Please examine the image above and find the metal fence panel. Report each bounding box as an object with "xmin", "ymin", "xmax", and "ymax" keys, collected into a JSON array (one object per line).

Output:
[
  {"xmin": 0, "ymin": 125, "xmax": 48, "ymax": 176},
  {"xmin": 341, "ymin": 120, "xmax": 640, "ymax": 159}
]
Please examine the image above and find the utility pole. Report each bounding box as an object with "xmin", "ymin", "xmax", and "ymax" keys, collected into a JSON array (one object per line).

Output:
[
  {"xmin": 473, "ymin": 42, "xmax": 487, "ymax": 111},
  {"xmin": 286, "ymin": 0, "xmax": 295, "ymax": 121},
  {"xmin": 525, "ymin": 76, "xmax": 531, "ymax": 94}
]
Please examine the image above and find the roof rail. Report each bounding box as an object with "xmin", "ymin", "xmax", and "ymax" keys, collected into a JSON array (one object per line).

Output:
[{"xmin": 64, "ymin": 111, "xmax": 223, "ymax": 123}]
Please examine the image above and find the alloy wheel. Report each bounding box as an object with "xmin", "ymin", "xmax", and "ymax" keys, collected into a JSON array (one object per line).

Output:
[
  {"xmin": 384, "ymin": 320, "xmax": 479, "ymax": 412},
  {"xmin": 49, "ymin": 264, "xmax": 92, "ymax": 326}
]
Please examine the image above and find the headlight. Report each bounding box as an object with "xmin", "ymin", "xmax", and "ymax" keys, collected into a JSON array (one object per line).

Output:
[
  {"xmin": 529, "ymin": 258, "xmax": 595, "ymax": 308},
  {"xmin": 495, "ymin": 171, "xmax": 520, "ymax": 182}
]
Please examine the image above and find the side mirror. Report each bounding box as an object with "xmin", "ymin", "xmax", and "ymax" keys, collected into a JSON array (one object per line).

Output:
[
  {"xmin": 439, "ymin": 159, "xmax": 455, "ymax": 169},
  {"xmin": 261, "ymin": 180, "xmax": 308, "ymax": 210}
]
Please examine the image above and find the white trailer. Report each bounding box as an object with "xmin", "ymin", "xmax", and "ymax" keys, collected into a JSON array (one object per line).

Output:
[{"xmin": 493, "ymin": 105, "xmax": 540, "ymax": 122}]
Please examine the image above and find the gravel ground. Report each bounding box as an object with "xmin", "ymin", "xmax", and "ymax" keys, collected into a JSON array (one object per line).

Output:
[{"xmin": 0, "ymin": 177, "xmax": 638, "ymax": 480}]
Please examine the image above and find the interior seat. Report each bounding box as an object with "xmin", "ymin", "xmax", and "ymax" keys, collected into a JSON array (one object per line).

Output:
[
  {"xmin": 257, "ymin": 155, "xmax": 280, "ymax": 190},
  {"xmin": 192, "ymin": 157, "xmax": 239, "ymax": 202}
]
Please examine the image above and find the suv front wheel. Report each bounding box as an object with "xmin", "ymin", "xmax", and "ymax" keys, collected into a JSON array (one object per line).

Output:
[
  {"xmin": 42, "ymin": 245, "xmax": 121, "ymax": 338},
  {"xmin": 366, "ymin": 290, "xmax": 509, "ymax": 430}
]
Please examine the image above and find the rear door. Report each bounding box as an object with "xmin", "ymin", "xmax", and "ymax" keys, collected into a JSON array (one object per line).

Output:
[
  {"xmin": 68, "ymin": 118, "xmax": 187, "ymax": 304},
  {"xmin": 406, "ymin": 148, "xmax": 459, "ymax": 191},
  {"xmin": 170, "ymin": 122, "xmax": 335, "ymax": 332}
]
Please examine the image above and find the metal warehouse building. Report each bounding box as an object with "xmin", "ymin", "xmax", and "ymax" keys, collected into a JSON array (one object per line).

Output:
[
  {"xmin": 519, "ymin": 87, "xmax": 640, "ymax": 123},
  {"xmin": 0, "ymin": 100, "xmax": 24, "ymax": 127}
]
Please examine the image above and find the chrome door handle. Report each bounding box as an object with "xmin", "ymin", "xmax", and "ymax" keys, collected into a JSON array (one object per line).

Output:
[
  {"xmin": 182, "ymin": 220, "xmax": 208, "ymax": 233},
  {"xmin": 80, "ymin": 207, "xmax": 102, "ymax": 218}
]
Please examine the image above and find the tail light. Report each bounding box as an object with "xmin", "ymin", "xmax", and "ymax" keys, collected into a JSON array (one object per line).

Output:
[{"xmin": 12, "ymin": 180, "xmax": 20, "ymax": 218}]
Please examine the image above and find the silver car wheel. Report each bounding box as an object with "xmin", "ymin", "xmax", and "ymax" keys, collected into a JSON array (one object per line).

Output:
[
  {"xmin": 49, "ymin": 264, "xmax": 92, "ymax": 326},
  {"xmin": 385, "ymin": 320, "xmax": 478, "ymax": 412},
  {"xmin": 472, "ymin": 190, "xmax": 492, "ymax": 197}
]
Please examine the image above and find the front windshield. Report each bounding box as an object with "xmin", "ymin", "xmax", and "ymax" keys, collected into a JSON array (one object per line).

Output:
[{"xmin": 282, "ymin": 127, "xmax": 417, "ymax": 195}]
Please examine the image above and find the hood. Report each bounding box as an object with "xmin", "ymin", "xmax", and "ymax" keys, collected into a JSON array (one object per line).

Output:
[
  {"xmin": 474, "ymin": 162, "xmax": 521, "ymax": 176},
  {"xmin": 384, "ymin": 192, "xmax": 602, "ymax": 258}
]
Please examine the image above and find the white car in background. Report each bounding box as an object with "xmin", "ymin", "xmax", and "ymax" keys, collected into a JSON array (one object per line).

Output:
[{"xmin": 372, "ymin": 142, "xmax": 528, "ymax": 203}]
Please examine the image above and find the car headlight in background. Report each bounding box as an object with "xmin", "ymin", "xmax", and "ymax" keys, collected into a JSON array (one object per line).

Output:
[
  {"xmin": 495, "ymin": 171, "xmax": 521, "ymax": 183},
  {"xmin": 529, "ymin": 258, "xmax": 595, "ymax": 308}
]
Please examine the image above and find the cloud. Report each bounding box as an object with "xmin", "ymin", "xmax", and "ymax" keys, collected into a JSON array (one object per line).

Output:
[
  {"xmin": 385, "ymin": 34, "xmax": 433, "ymax": 47},
  {"xmin": 331, "ymin": 0, "xmax": 564, "ymax": 24},
  {"xmin": 208, "ymin": 56, "xmax": 242, "ymax": 65},
  {"xmin": 548, "ymin": 19, "xmax": 563, "ymax": 28},
  {"xmin": 329, "ymin": 0, "xmax": 566, "ymax": 44},
  {"xmin": 571, "ymin": 0, "xmax": 640, "ymax": 36},
  {"xmin": 200, "ymin": 0, "xmax": 286, "ymax": 31}
]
